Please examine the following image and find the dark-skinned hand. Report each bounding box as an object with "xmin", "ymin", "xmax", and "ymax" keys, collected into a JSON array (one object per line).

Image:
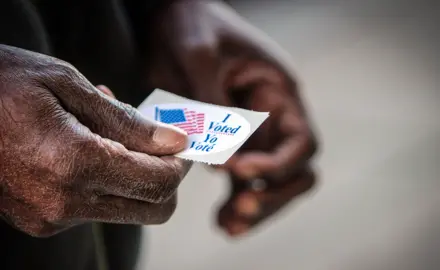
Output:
[
  {"xmin": 0, "ymin": 45, "xmax": 191, "ymax": 237},
  {"xmin": 144, "ymin": 0, "xmax": 318, "ymax": 236}
]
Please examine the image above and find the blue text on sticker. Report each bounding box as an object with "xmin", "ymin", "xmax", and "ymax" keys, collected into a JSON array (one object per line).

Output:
[
  {"xmin": 189, "ymin": 113, "xmax": 241, "ymax": 152},
  {"xmin": 207, "ymin": 114, "xmax": 241, "ymax": 135},
  {"xmin": 189, "ymin": 133, "xmax": 218, "ymax": 152}
]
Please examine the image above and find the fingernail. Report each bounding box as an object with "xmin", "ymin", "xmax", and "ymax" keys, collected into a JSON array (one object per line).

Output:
[
  {"xmin": 96, "ymin": 85, "xmax": 114, "ymax": 98},
  {"xmin": 234, "ymin": 193, "xmax": 260, "ymax": 217},
  {"xmin": 153, "ymin": 123, "xmax": 188, "ymax": 151}
]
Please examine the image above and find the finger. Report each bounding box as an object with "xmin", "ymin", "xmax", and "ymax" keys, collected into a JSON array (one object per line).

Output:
[
  {"xmin": 232, "ymin": 111, "xmax": 316, "ymax": 180},
  {"xmin": 228, "ymin": 74, "xmax": 316, "ymax": 180},
  {"xmin": 225, "ymin": 116, "xmax": 313, "ymax": 182},
  {"xmin": 218, "ymin": 168, "xmax": 316, "ymax": 236},
  {"xmin": 231, "ymin": 131, "xmax": 315, "ymax": 181},
  {"xmin": 96, "ymin": 84, "xmax": 115, "ymax": 98},
  {"xmin": 45, "ymin": 68, "xmax": 187, "ymax": 156},
  {"xmin": 218, "ymin": 170, "xmax": 315, "ymax": 236},
  {"xmin": 76, "ymin": 137, "xmax": 192, "ymax": 204},
  {"xmin": 77, "ymin": 194, "xmax": 178, "ymax": 225}
]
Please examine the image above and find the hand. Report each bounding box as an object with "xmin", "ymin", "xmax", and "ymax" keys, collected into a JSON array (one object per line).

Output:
[
  {"xmin": 0, "ymin": 45, "xmax": 191, "ymax": 237},
  {"xmin": 144, "ymin": 0, "xmax": 318, "ymax": 236}
]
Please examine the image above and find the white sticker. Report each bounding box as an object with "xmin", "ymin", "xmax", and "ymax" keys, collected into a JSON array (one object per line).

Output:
[{"xmin": 138, "ymin": 89, "xmax": 269, "ymax": 164}]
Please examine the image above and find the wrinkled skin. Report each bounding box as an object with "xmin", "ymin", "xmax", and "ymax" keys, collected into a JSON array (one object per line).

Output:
[
  {"xmin": 145, "ymin": 1, "xmax": 318, "ymax": 236},
  {"xmin": 0, "ymin": 45, "xmax": 191, "ymax": 237},
  {"xmin": 0, "ymin": 0, "xmax": 318, "ymax": 239}
]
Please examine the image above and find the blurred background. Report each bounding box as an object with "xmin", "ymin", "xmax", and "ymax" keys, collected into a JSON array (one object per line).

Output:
[{"xmin": 137, "ymin": 0, "xmax": 440, "ymax": 269}]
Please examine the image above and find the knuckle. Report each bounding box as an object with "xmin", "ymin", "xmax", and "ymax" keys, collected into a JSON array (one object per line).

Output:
[
  {"xmin": 36, "ymin": 61, "xmax": 80, "ymax": 91},
  {"xmin": 119, "ymin": 103, "xmax": 139, "ymax": 127},
  {"xmin": 106, "ymin": 101, "xmax": 140, "ymax": 135},
  {"xmin": 69, "ymin": 136, "xmax": 116, "ymax": 186},
  {"xmin": 53, "ymin": 60, "xmax": 77, "ymax": 74},
  {"xmin": 49, "ymin": 61, "xmax": 78, "ymax": 80},
  {"xmin": 50, "ymin": 139, "xmax": 106, "ymax": 194},
  {"xmin": 145, "ymin": 165, "xmax": 182, "ymax": 204}
]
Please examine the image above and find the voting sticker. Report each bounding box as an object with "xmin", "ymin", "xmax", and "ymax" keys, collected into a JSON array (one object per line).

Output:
[{"xmin": 138, "ymin": 89, "xmax": 269, "ymax": 164}]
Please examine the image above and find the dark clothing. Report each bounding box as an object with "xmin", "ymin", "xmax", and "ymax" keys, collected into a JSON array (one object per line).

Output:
[
  {"xmin": 0, "ymin": 222, "xmax": 142, "ymax": 270},
  {"xmin": 0, "ymin": 0, "xmax": 167, "ymax": 269},
  {"xmin": 1, "ymin": 0, "xmax": 170, "ymax": 105}
]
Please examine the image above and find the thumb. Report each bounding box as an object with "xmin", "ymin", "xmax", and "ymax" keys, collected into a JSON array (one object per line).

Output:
[{"xmin": 50, "ymin": 78, "xmax": 187, "ymax": 156}]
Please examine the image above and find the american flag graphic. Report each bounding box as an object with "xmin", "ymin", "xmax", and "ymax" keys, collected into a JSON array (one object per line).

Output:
[{"xmin": 155, "ymin": 107, "xmax": 205, "ymax": 135}]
